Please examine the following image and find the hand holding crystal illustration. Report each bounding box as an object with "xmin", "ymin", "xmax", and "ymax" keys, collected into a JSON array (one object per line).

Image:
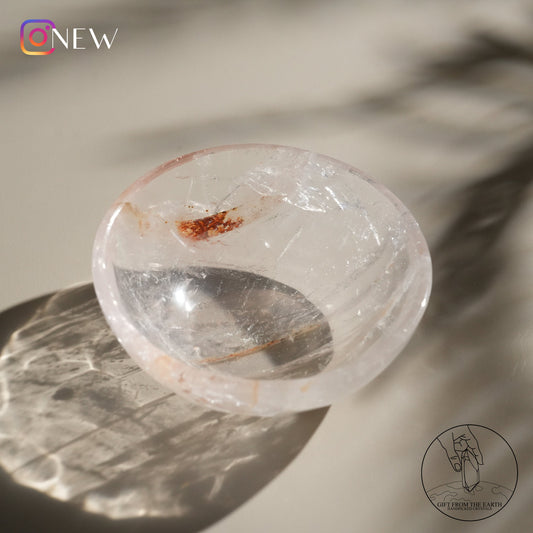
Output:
[
  {"xmin": 92, "ymin": 144, "xmax": 432, "ymax": 415},
  {"xmin": 438, "ymin": 425, "xmax": 484, "ymax": 491}
]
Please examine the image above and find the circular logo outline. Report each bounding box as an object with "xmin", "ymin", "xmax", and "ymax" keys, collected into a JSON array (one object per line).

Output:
[
  {"xmin": 421, "ymin": 424, "xmax": 518, "ymax": 522},
  {"xmin": 28, "ymin": 27, "xmax": 49, "ymax": 47}
]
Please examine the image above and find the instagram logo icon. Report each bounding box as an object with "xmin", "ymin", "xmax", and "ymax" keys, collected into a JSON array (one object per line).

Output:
[{"xmin": 20, "ymin": 19, "xmax": 56, "ymax": 55}]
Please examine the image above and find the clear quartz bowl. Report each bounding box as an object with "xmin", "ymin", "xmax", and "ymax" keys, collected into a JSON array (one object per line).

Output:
[{"xmin": 92, "ymin": 144, "xmax": 432, "ymax": 416}]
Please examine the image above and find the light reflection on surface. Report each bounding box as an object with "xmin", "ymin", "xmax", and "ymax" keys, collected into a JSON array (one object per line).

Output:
[{"xmin": 0, "ymin": 284, "xmax": 328, "ymax": 531}]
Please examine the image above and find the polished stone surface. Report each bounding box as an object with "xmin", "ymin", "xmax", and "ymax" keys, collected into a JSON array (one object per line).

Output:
[{"xmin": 92, "ymin": 145, "xmax": 430, "ymax": 414}]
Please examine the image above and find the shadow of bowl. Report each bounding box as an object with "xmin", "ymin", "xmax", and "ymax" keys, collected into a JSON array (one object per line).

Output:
[{"xmin": 0, "ymin": 283, "xmax": 328, "ymax": 532}]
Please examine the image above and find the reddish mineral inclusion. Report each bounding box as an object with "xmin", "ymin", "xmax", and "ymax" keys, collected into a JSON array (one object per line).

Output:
[{"xmin": 177, "ymin": 208, "xmax": 244, "ymax": 241}]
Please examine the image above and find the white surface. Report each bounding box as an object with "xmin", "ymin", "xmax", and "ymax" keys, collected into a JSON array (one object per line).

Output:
[
  {"xmin": 2, "ymin": 1, "xmax": 532, "ymax": 531},
  {"xmin": 2, "ymin": 0, "xmax": 530, "ymax": 311}
]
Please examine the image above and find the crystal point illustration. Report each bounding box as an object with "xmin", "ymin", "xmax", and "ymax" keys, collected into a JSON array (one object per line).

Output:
[
  {"xmin": 92, "ymin": 144, "xmax": 432, "ymax": 415},
  {"xmin": 461, "ymin": 450, "xmax": 481, "ymax": 492}
]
